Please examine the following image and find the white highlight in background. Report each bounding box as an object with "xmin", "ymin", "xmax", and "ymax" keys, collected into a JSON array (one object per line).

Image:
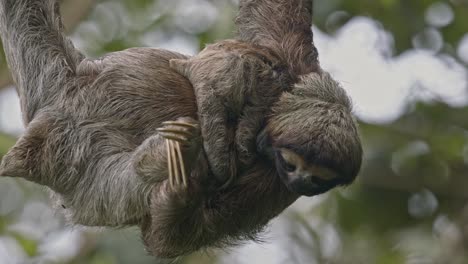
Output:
[
  {"xmin": 315, "ymin": 17, "xmax": 468, "ymax": 123},
  {"xmin": 0, "ymin": 87, "xmax": 23, "ymax": 135}
]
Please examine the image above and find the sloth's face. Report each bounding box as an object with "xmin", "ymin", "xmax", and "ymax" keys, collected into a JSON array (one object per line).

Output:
[
  {"xmin": 264, "ymin": 72, "xmax": 363, "ymax": 196},
  {"xmin": 274, "ymin": 148, "xmax": 347, "ymax": 196}
]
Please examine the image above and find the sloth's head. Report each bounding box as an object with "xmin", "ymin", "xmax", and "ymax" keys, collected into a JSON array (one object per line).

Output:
[{"xmin": 260, "ymin": 72, "xmax": 362, "ymax": 196}]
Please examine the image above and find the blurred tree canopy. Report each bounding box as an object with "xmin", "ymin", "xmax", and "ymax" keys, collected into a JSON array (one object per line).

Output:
[
  {"xmin": 316, "ymin": 0, "xmax": 468, "ymax": 54},
  {"xmin": 1, "ymin": 0, "xmax": 468, "ymax": 263}
]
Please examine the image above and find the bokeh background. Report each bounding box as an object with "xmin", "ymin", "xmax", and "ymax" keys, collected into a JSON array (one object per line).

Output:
[{"xmin": 1, "ymin": 0, "xmax": 468, "ymax": 263}]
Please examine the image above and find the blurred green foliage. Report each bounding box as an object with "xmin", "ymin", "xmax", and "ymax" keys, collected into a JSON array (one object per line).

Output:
[
  {"xmin": 1, "ymin": 0, "xmax": 468, "ymax": 263},
  {"xmin": 315, "ymin": 0, "xmax": 468, "ymax": 55}
]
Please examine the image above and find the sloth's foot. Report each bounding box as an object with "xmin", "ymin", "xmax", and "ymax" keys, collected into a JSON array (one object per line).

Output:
[{"xmin": 157, "ymin": 117, "xmax": 201, "ymax": 190}]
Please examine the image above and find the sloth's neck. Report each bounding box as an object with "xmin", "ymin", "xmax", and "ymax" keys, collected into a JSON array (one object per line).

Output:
[{"xmin": 206, "ymin": 159, "xmax": 298, "ymax": 236}]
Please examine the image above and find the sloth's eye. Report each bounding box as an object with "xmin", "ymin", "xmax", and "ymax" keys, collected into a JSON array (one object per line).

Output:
[
  {"xmin": 284, "ymin": 162, "xmax": 296, "ymax": 172},
  {"xmin": 279, "ymin": 148, "xmax": 301, "ymax": 172}
]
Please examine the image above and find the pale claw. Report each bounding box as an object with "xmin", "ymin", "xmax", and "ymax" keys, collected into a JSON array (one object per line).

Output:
[
  {"xmin": 174, "ymin": 141, "xmax": 188, "ymax": 188},
  {"xmin": 162, "ymin": 121, "xmax": 199, "ymax": 129},
  {"xmin": 161, "ymin": 118, "xmax": 199, "ymax": 191}
]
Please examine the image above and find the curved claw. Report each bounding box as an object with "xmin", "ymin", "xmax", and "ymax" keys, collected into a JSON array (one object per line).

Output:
[
  {"xmin": 166, "ymin": 139, "xmax": 174, "ymax": 188},
  {"xmin": 160, "ymin": 133, "xmax": 188, "ymax": 143},
  {"xmin": 157, "ymin": 127, "xmax": 193, "ymax": 138},
  {"xmin": 166, "ymin": 139, "xmax": 188, "ymax": 190},
  {"xmin": 174, "ymin": 141, "xmax": 188, "ymax": 188},
  {"xmin": 162, "ymin": 118, "xmax": 200, "ymax": 191},
  {"xmin": 162, "ymin": 121, "xmax": 199, "ymax": 129}
]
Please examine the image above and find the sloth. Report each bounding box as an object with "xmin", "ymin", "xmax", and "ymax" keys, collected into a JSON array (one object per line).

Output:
[
  {"xmin": 0, "ymin": 0, "xmax": 362, "ymax": 258},
  {"xmin": 168, "ymin": 39, "xmax": 291, "ymax": 189},
  {"xmin": 169, "ymin": 39, "xmax": 360, "ymax": 195}
]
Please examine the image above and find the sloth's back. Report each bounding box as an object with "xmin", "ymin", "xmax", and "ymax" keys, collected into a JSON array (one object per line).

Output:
[
  {"xmin": 0, "ymin": 48, "xmax": 200, "ymax": 194},
  {"xmin": 51, "ymin": 47, "xmax": 198, "ymax": 144}
]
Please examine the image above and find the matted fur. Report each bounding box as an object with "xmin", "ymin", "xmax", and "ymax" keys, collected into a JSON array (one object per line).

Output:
[
  {"xmin": 0, "ymin": 0, "xmax": 362, "ymax": 258},
  {"xmin": 170, "ymin": 40, "xmax": 292, "ymax": 186},
  {"xmin": 236, "ymin": 0, "xmax": 319, "ymax": 75}
]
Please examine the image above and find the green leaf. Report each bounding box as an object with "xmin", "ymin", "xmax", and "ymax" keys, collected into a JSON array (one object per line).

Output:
[
  {"xmin": 0, "ymin": 132, "xmax": 15, "ymax": 157},
  {"xmin": 11, "ymin": 233, "xmax": 38, "ymax": 257}
]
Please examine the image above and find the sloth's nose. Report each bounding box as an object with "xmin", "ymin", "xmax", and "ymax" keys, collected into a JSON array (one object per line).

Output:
[
  {"xmin": 287, "ymin": 177, "xmax": 317, "ymax": 196},
  {"xmin": 287, "ymin": 174, "xmax": 336, "ymax": 197}
]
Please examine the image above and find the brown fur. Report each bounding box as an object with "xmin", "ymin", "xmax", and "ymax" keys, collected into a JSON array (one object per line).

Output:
[
  {"xmin": 170, "ymin": 40, "xmax": 292, "ymax": 186},
  {"xmin": 236, "ymin": 0, "xmax": 319, "ymax": 76},
  {"xmin": 0, "ymin": 0, "xmax": 362, "ymax": 258}
]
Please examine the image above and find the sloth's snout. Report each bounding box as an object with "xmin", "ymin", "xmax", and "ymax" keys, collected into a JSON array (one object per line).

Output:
[{"xmin": 286, "ymin": 173, "xmax": 336, "ymax": 197}]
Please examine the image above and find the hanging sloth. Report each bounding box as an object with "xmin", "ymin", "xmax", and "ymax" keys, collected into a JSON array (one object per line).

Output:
[{"xmin": 0, "ymin": 0, "xmax": 362, "ymax": 258}]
